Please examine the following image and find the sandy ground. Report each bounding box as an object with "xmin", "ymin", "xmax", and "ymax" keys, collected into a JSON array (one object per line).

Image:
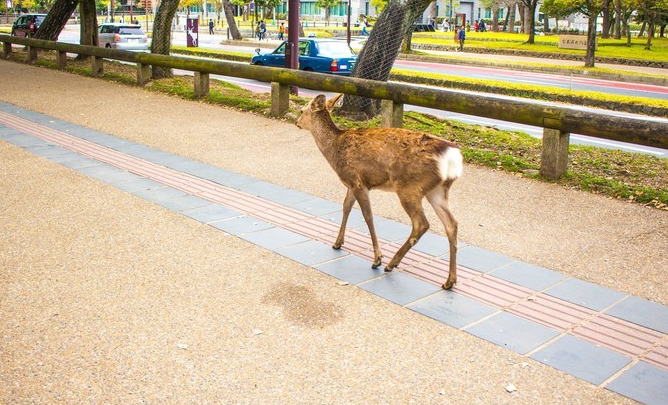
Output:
[{"xmin": 0, "ymin": 58, "xmax": 663, "ymax": 403}]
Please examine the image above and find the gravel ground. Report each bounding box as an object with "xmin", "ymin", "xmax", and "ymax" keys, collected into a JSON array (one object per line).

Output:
[{"xmin": 0, "ymin": 59, "xmax": 663, "ymax": 403}]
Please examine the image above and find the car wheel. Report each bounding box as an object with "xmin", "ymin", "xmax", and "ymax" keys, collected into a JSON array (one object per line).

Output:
[
  {"xmin": 254, "ymin": 62, "xmax": 264, "ymax": 66},
  {"xmin": 303, "ymin": 67, "xmax": 314, "ymax": 72}
]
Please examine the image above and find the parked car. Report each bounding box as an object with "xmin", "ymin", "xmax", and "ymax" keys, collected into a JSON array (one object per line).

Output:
[
  {"xmin": 98, "ymin": 23, "xmax": 149, "ymax": 51},
  {"xmin": 251, "ymin": 38, "xmax": 357, "ymax": 76},
  {"xmin": 11, "ymin": 14, "xmax": 47, "ymax": 37}
]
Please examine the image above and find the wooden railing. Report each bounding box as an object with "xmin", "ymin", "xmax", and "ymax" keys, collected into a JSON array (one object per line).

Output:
[{"xmin": 2, "ymin": 33, "xmax": 667, "ymax": 179}]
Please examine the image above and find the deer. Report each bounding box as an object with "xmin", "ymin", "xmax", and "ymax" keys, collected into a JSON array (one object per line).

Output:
[{"xmin": 296, "ymin": 94, "xmax": 463, "ymax": 290}]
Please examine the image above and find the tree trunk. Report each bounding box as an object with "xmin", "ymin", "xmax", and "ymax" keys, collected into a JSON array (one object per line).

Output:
[
  {"xmin": 645, "ymin": 22, "xmax": 655, "ymax": 50},
  {"xmin": 601, "ymin": 0, "xmax": 611, "ymax": 38},
  {"xmin": 507, "ymin": 4, "xmax": 516, "ymax": 33},
  {"xmin": 224, "ymin": 0, "xmax": 242, "ymax": 39},
  {"xmin": 151, "ymin": 0, "xmax": 180, "ymax": 79},
  {"xmin": 492, "ymin": 4, "xmax": 499, "ymax": 32},
  {"xmin": 34, "ymin": 0, "xmax": 79, "ymax": 41},
  {"xmin": 613, "ymin": 0, "xmax": 621, "ymax": 39},
  {"xmin": 339, "ymin": 0, "xmax": 430, "ymax": 119},
  {"xmin": 585, "ymin": 14, "xmax": 597, "ymax": 67},
  {"xmin": 77, "ymin": 0, "xmax": 98, "ymax": 60}
]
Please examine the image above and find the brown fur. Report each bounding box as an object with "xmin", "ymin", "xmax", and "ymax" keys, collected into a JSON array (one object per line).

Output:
[{"xmin": 296, "ymin": 94, "xmax": 462, "ymax": 289}]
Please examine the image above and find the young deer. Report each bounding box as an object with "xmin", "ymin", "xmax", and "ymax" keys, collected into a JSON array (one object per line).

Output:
[{"xmin": 296, "ymin": 94, "xmax": 463, "ymax": 289}]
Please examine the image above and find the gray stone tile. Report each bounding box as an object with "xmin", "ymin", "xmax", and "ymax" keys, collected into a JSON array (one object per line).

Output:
[
  {"xmin": 489, "ymin": 261, "xmax": 566, "ymax": 292},
  {"xmin": 182, "ymin": 204, "xmax": 242, "ymax": 224},
  {"xmin": 408, "ymin": 290, "xmax": 498, "ymax": 329},
  {"xmin": 455, "ymin": 246, "xmax": 515, "ymax": 273},
  {"xmin": 276, "ymin": 240, "xmax": 348, "ymax": 267},
  {"xmin": 354, "ymin": 219, "xmax": 410, "ymax": 243},
  {"xmin": 291, "ymin": 197, "xmax": 342, "ymax": 216},
  {"xmin": 96, "ymin": 170, "xmax": 145, "ymax": 185},
  {"xmin": 414, "ymin": 233, "xmax": 451, "ymax": 257},
  {"xmin": 210, "ymin": 215, "xmax": 273, "ymax": 235},
  {"xmin": 113, "ymin": 178, "xmax": 165, "ymax": 193},
  {"xmin": 606, "ymin": 361, "xmax": 668, "ymax": 405},
  {"xmin": 24, "ymin": 144, "xmax": 71, "ymax": 157},
  {"xmin": 465, "ymin": 312, "xmax": 560, "ymax": 355},
  {"xmin": 2, "ymin": 133, "xmax": 45, "ymax": 147},
  {"xmin": 240, "ymin": 227, "xmax": 310, "ymax": 250},
  {"xmin": 51, "ymin": 154, "xmax": 98, "ymax": 167},
  {"xmin": 157, "ymin": 195, "xmax": 213, "ymax": 212},
  {"xmin": 606, "ymin": 296, "xmax": 668, "ymax": 333},
  {"xmin": 236, "ymin": 180, "xmax": 287, "ymax": 197},
  {"xmin": 263, "ymin": 188, "xmax": 314, "ymax": 206},
  {"xmin": 134, "ymin": 186, "xmax": 188, "ymax": 202},
  {"xmin": 531, "ymin": 334, "xmax": 631, "ymax": 386},
  {"xmin": 215, "ymin": 172, "xmax": 258, "ymax": 188},
  {"xmin": 545, "ymin": 278, "xmax": 627, "ymax": 312},
  {"xmin": 77, "ymin": 164, "xmax": 125, "ymax": 180},
  {"xmin": 359, "ymin": 272, "xmax": 442, "ymax": 306},
  {"xmin": 315, "ymin": 255, "xmax": 385, "ymax": 285},
  {"xmin": 321, "ymin": 208, "xmax": 368, "ymax": 230}
]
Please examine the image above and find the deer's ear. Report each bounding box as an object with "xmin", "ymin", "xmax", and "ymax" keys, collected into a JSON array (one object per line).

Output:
[
  {"xmin": 311, "ymin": 95, "xmax": 327, "ymax": 112},
  {"xmin": 326, "ymin": 94, "xmax": 344, "ymax": 111}
]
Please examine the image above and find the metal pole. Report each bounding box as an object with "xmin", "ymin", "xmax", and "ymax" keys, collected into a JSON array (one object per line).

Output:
[
  {"xmin": 346, "ymin": 0, "xmax": 351, "ymax": 45},
  {"xmin": 286, "ymin": 0, "xmax": 299, "ymax": 95}
]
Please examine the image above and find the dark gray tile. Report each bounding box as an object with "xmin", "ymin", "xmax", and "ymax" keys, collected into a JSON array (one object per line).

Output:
[
  {"xmin": 455, "ymin": 246, "xmax": 515, "ymax": 273},
  {"xmin": 358, "ymin": 272, "xmax": 442, "ymax": 306},
  {"xmin": 210, "ymin": 215, "xmax": 273, "ymax": 235},
  {"xmin": 545, "ymin": 278, "xmax": 627, "ymax": 312},
  {"xmin": 489, "ymin": 261, "xmax": 566, "ymax": 292},
  {"xmin": 291, "ymin": 197, "xmax": 342, "ymax": 216},
  {"xmin": 531, "ymin": 334, "xmax": 631, "ymax": 386},
  {"xmin": 134, "ymin": 186, "xmax": 188, "ymax": 202},
  {"xmin": 606, "ymin": 361, "xmax": 668, "ymax": 405},
  {"xmin": 414, "ymin": 233, "xmax": 450, "ymax": 257},
  {"xmin": 158, "ymin": 195, "xmax": 212, "ymax": 212},
  {"xmin": 240, "ymin": 227, "xmax": 310, "ymax": 250},
  {"xmin": 182, "ymin": 204, "xmax": 242, "ymax": 224},
  {"xmin": 465, "ymin": 312, "xmax": 560, "ymax": 355},
  {"xmin": 408, "ymin": 290, "xmax": 497, "ymax": 329},
  {"xmin": 276, "ymin": 240, "xmax": 348, "ymax": 266},
  {"xmin": 606, "ymin": 296, "xmax": 668, "ymax": 333},
  {"xmin": 315, "ymin": 255, "xmax": 385, "ymax": 285}
]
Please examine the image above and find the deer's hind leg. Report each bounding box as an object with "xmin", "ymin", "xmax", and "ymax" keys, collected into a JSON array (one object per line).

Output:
[
  {"xmin": 426, "ymin": 183, "xmax": 458, "ymax": 289},
  {"xmin": 351, "ymin": 186, "xmax": 383, "ymax": 269},
  {"xmin": 385, "ymin": 192, "xmax": 430, "ymax": 272}
]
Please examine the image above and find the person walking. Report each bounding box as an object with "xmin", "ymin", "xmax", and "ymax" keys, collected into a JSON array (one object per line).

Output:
[
  {"xmin": 209, "ymin": 20, "xmax": 214, "ymax": 35},
  {"xmin": 361, "ymin": 17, "xmax": 369, "ymax": 36},
  {"xmin": 458, "ymin": 26, "xmax": 466, "ymax": 51},
  {"xmin": 278, "ymin": 22, "xmax": 285, "ymax": 40}
]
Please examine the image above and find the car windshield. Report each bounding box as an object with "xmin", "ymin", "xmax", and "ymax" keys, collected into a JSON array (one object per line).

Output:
[
  {"xmin": 35, "ymin": 16, "xmax": 45, "ymax": 24},
  {"xmin": 119, "ymin": 28, "xmax": 144, "ymax": 35},
  {"xmin": 316, "ymin": 41, "xmax": 355, "ymax": 58}
]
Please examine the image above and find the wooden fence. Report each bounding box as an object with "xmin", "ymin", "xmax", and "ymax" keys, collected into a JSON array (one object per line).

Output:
[{"xmin": 1, "ymin": 33, "xmax": 667, "ymax": 179}]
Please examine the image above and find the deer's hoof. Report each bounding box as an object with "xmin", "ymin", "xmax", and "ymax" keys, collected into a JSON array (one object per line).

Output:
[
  {"xmin": 372, "ymin": 258, "xmax": 382, "ymax": 269},
  {"xmin": 442, "ymin": 278, "xmax": 457, "ymax": 290},
  {"xmin": 332, "ymin": 242, "xmax": 343, "ymax": 250},
  {"xmin": 384, "ymin": 264, "xmax": 396, "ymax": 273}
]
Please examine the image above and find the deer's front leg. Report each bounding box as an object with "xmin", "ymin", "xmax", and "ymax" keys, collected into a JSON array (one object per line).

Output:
[
  {"xmin": 333, "ymin": 189, "xmax": 356, "ymax": 250},
  {"xmin": 352, "ymin": 187, "xmax": 383, "ymax": 268}
]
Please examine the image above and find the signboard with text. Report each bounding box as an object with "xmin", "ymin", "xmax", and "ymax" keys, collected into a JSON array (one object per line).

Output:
[{"xmin": 558, "ymin": 35, "xmax": 597, "ymax": 50}]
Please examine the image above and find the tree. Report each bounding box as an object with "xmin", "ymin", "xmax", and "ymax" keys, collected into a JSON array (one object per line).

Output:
[
  {"xmin": 151, "ymin": 0, "xmax": 180, "ymax": 78},
  {"xmin": 78, "ymin": 0, "xmax": 99, "ymax": 56},
  {"xmin": 34, "ymin": 0, "xmax": 79, "ymax": 41},
  {"xmin": 541, "ymin": 0, "xmax": 581, "ymax": 32},
  {"xmin": 519, "ymin": 0, "xmax": 540, "ymax": 42},
  {"xmin": 224, "ymin": 0, "xmax": 242, "ymax": 39},
  {"xmin": 315, "ymin": 0, "xmax": 340, "ymax": 22},
  {"xmin": 339, "ymin": 0, "xmax": 434, "ymax": 119}
]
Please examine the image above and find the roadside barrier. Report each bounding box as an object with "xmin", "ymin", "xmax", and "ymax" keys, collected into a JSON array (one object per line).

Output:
[{"xmin": 1, "ymin": 33, "xmax": 666, "ymax": 179}]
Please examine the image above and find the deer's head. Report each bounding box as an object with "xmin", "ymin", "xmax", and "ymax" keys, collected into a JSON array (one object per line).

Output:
[{"xmin": 296, "ymin": 94, "xmax": 343, "ymax": 131}]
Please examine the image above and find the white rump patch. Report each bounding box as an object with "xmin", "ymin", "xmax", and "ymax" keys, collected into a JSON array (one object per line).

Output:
[{"xmin": 438, "ymin": 148, "xmax": 463, "ymax": 181}]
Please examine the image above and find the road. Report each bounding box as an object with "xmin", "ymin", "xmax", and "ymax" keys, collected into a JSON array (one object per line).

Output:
[{"xmin": 56, "ymin": 28, "xmax": 668, "ymax": 157}]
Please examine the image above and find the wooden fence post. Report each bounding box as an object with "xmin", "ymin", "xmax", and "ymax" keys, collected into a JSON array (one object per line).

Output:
[
  {"xmin": 26, "ymin": 46, "xmax": 37, "ymax": 64},
  {"xmin": 137, "ymin": 63, "xmax": 151, "ymax": 85},
  {"xmin": 194, "ymin": 72, "xmax": 210, "ymax": 97},
  {"xmin": 270, "ymin": 82, "xmax": 290, "ymax": 116},
  {"xmin": 56, "ymin": 51, "xmax": 67, "ymax": 69},
  {"xmin": 2, "ymin": 42, "xmax": 12, "ymax": 58},
  {"xmin": 380, "ymin": 99, "xmax": 403, "ymax": 128},
  {"xmin": 91, "ymin": 56, "xmax": 104, "ymax": 77},
  {"xmin": 540, "ymin": 127, "xmax": 570, "ymax": 179}
]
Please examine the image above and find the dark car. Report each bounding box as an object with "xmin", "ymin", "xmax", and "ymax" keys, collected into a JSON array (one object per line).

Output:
[
  {"xmin": 251, "ymin": 38, "xmax": 357, "ymax": 76},
  {"xmin": 11, "ymin": 14, "xmax": 47, "ymax": 37}
]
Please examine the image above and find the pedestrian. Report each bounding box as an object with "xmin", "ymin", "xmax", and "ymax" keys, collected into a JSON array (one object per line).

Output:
[
  {"xmin": 474, "ymin": 20, "xmax": 479, "ymax": 32},
  {"xmin": 361, "ymin": 17, "xmax": 369, "ymax": 36},
  {"xmin": 479, "ymin": 20, "xmax": 486, "ymax": 32},
  {"xmin": 458, "ymin": 26, "xmax": 466, "ymax": 51},
  {"xmin": 260, "ymin": 20, "xmax": 267, "ymax": 40},
  {"xmin": 278, "ymin": 22, "xmax": 285, "ymax": 40},
  {"xmin": 256, "ymin": 21, "xmax": 262, "ymax": 41},
  {"xmin": 209, "ymin": 19, "xmax": 214, "ymax": 35},
  {"xmin": 441, "ymin": 20, "xmax": 449, "ymax": 32}
]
